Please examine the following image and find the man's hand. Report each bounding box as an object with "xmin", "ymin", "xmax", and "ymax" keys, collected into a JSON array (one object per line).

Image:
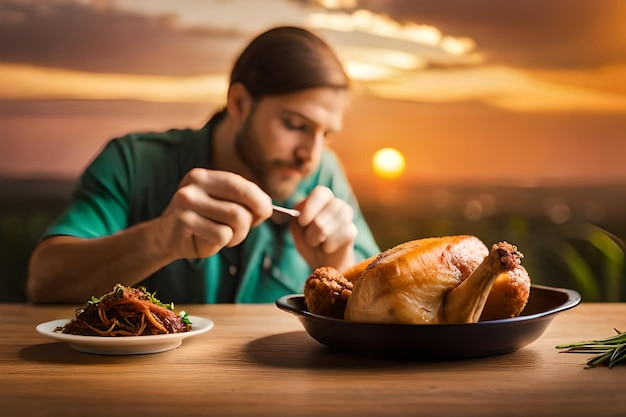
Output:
[
  {"xmin": 289, "ymin": 186, "xmax": 357, "ymax": 272},
  {"xmin": 152, "ymin": 168, "xmax": 273, "ymax": 260}
]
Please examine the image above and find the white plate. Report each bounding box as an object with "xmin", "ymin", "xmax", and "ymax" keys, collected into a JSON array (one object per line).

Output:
[{"xmin": 36, "ymin": 315, "xmax": 214, "ymax": 355}]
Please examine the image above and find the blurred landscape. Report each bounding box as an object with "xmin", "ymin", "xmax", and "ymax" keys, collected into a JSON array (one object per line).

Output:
[
  {"xmin": 2, "ymin": 0, "xmax": 625, "ymax": 303},
  {"xmin": 358, "ymin": 179, "xmax": 626, "ymax": 303},
  {"xmin": 2, "ymin": 176, "xmax": 624, "ymax": 303}
]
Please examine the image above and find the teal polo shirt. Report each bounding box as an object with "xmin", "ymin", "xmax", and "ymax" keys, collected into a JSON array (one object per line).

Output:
[{"xmin": 42, "ymin": 114, "xmax": 380, "ymax": 303}]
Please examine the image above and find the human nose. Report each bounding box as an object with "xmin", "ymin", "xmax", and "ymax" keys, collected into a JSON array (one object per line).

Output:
[{"xmin": 295, "ymin": 130, "xmax": 325, "ymax": 162}]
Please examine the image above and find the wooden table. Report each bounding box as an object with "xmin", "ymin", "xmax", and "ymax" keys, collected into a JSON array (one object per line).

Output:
[{"xmin": 0, "ymin": 302, "xmax": 624, "ymax": 417}]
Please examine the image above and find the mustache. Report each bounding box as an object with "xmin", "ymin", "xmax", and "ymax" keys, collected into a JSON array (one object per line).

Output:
[{"xmin": 273, "ymin": 159, "xmax": 313, "ymax": 176}]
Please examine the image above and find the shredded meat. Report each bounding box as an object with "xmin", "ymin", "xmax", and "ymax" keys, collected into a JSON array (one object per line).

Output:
[
  {"xmin": 57, "ymin": 284, "xmax": 191, "ymax": 336},
  {"xmin": 304, "ymin": 267, "xmax": 353, "ymax": 319}
]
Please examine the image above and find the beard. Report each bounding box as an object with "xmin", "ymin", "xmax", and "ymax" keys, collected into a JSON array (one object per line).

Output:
[{"xmin": 234, "ymin": 115, "xmax": 309, "ymax": 202}]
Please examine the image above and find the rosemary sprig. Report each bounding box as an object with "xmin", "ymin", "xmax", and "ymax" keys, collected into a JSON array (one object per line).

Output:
[{"xmin": 556, "ymin": 328, "xmax": 626, "ymax": 369}]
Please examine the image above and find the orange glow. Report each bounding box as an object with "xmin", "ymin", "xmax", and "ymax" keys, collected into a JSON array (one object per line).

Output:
[
  {"xmin": 0, "ymin": 63, "xmax": 227, "ymax": 103},
  {"xmin": 372, "ymin": 148, "xmax": 406, "ymax": 179}
]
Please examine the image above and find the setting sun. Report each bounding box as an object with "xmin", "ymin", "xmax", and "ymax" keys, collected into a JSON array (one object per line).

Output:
[{"xmin": 372, "ymin": 147, "xmax": 406, "ymax": 179}]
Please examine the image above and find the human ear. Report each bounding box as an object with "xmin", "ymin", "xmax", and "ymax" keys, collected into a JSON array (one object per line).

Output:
[{"xmin": 226, "ymin": 83, "xmax": 253, "ymax": 123}]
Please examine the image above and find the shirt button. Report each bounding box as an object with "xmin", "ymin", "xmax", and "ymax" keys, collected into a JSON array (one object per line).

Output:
[
  {"xmin": 228, "ymin": 265, "xmax": 237, "ymax": 276},
  {"xmin": 263, "ymin": 256, "xmax": 272, "ymax": 270}
]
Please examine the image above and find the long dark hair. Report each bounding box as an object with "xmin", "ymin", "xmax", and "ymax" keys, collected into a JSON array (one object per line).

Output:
[{"xmin": 229, "ymin": 26, "xmax": 349, "ymax": 98}]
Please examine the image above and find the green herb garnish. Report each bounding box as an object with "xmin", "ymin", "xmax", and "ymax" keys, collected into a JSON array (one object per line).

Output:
[
  {"xmin": 556, "ymin": 328, "xmax": 626, "ymax": 369},
  {"xmin": 179, "ymin": 310, "xmax": 192, "ymax": 325},
  {"xmin": 143, "ymin": 287, "xmax": 175, "ymax": 311},
  {"xmin": 86, "ymin": 284, "xmax": 175, "ymax": 310}
]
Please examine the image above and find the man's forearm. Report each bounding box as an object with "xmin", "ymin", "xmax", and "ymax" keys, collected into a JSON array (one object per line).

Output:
[{"xmin": 27, "ymin": 220, "xmax": 174, "ymax": 303}]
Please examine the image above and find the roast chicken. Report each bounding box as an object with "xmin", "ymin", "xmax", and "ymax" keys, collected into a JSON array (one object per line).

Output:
[{"xmin": 304, "ymin": 235, "xmax": 531, "ymax": 324}]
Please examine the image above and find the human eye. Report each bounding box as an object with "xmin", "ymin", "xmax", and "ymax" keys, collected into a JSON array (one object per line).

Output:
[{"xmin": 282, "ymin": 116, "xmax": 309, "ymax": 133}]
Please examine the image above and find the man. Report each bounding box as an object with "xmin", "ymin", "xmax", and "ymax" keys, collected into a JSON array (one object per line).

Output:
[{"xmin": 27, "ymin": 26, "xmax": 380, "ymax": 303}]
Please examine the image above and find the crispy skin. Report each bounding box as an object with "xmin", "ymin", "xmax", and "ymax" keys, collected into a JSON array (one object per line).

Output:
[
  {"xmin": 480, "ymin": 265, "xmax": 531, "ymax": 321},
  {"xmin": 341, "ymin": 255, "xmax": 376, "ymax": 283},
  {"xmin": 345, "ymin": 236, "xmax": 494, "ymax": 324},
  {"xmin": 304, "ymin": 266, "xmax": 353, "ymax": 319},
  {"xmin": 304, "ymin": 236, "xmax": 531, "ymax": 323}
]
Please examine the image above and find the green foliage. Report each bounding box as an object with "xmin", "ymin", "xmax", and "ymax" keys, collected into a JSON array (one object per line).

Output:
[{"xmin": 362, "ymin": 208, "xmax": 625, "ymax": 302}]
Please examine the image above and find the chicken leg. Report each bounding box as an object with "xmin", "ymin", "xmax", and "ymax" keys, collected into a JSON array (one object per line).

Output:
[{"xmin": 443, "ymin": 242, "xmax": 522, "ymax": 323}]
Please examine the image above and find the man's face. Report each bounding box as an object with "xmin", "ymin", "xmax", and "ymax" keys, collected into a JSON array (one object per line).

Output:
[{"xmin": 235, "ymin": 87, "xmax": 348, "ymax": 202}]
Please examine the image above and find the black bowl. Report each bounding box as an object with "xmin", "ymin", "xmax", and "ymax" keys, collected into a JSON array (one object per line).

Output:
[{"xmin": 276, "ymin": 285, "xmax": 580, "ymax": 359}]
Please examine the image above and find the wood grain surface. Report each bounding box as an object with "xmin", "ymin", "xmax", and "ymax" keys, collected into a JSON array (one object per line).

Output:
[{"xmin": 0, "ymin": 303, "xmax": 624, "ymax": 417}]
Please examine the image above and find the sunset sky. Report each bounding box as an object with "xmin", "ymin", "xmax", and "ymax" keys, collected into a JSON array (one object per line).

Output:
[{"xmin": 1, "ymin": 0, "xmax": 626, "ymax": 188}]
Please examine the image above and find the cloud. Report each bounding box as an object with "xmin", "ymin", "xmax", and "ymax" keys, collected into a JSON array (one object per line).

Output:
[
  {"xmin": 365, "ymin": 65, "xmax": 626, "ymax": 113},
  {"xmin": 0, "ymin": 0, "xmax": 481, "ymax": 78},
  {"xmin": 356, "ymin": 0, "xmax": 626, "ymax": 69},
  {"xmin": 308, "ymin": 8, "xmax": 483, "ymax": 75},
  {"xmin": 117, "ymin": 0, "xmax": 312, "ymax": 31},
  {"xmin": 0, "ymin": 62, "xmax": 227, "ymax": 103},
  {"xmin": 0, "ymin": 0, "xmax": 246, "ymax": 76},
  {"xmin": 4, "ymin": 60, "xmax": 623, "ymax": 114},
  {"xmin": 1, "ymin": 0, "xmax": 624, "ymax": 115},
  {"xmin": 308, "ymin": 8, "xmax": 477, "ymax": 56}
]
